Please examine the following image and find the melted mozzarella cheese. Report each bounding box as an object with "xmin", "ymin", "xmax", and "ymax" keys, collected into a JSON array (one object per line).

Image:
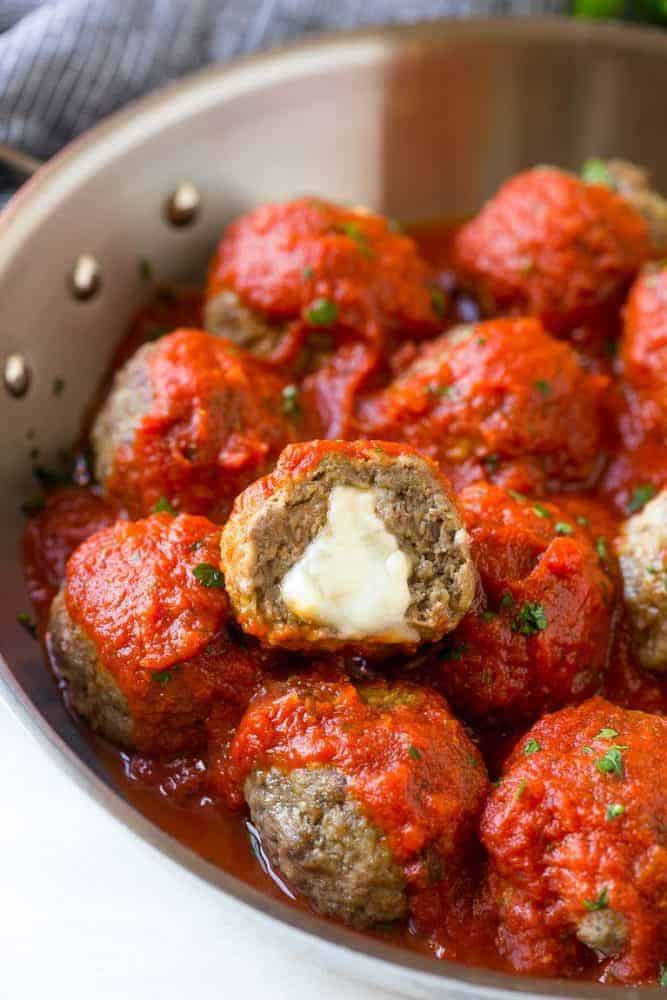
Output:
[{"xmin": 280, "ymin": 485, "xmax": 417, "ymax": 641}]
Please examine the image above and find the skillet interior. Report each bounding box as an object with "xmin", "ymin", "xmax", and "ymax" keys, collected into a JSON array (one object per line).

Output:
[{"xmin": 2, "ymin": 18, "xmax": 667, "ymax": 999}]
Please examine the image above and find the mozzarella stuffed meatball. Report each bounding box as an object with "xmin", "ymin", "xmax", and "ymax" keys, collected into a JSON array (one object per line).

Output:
[
  {"xmin": 616, "ymin": 488, "xmax": 667, "ymax": 673},
  {"xmin": 204, "ymin": 198, "xmax": 442, "ymax": 360},
  {"xmin": 482, "ymin": 697, "xmax": 667, "ymax": 985},
  {"xmin": 91, "ymin": 328, "xmax": 294, "ymax": 520},
  {"xmin": 219, "ymin": 440, "xmax": 476, "ymax": 655},
  {"xmin": 452, "ymin": 166, "xmax": 650, "ymax": 336},
  {"xmin": 219, "ymin": 676, "xmax": 488, "ymax": 928},
  {"xmin": 48, "ymin": 513, "xmax": 261, "ymax": 753},
  {"xmin": 358, "ymin": 317, "xmax": 608, "ymax": 494},
  {"xmin": 429, "ymin": 484, "xmax": 614, "ymax": 724}
]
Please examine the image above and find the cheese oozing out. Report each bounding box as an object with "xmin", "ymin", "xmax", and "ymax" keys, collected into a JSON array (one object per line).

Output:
[{"xmin": 280, "ymin": 485, "xmax": 417, "ymax": 641}]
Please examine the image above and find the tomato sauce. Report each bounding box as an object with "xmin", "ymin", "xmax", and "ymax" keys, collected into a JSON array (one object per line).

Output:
[{"xmin": 20, "ymin": 215, "xmax": 667, "ymax": 984}]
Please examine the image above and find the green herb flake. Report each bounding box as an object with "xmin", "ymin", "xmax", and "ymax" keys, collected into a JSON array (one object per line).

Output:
[
  {"xmin": 555, "ymin": 521, "xmax": 574, "ymax": 536},
  {"xmin": 507, "ymin": 489, "xmax": 526, "ymax": 503},
  {"xmin": 138, "ymin": 257, "xmax": 153, "ymax": 281},
  {"xmin": 533, "ymin": 503, "xmax": 552, "ymax": 519},
  {"xmin": 337, "ymin": 221, "xmax": 373, "ymax": 258},
  {"xmin": 576, "ymin": 515, "xmax": 589, "ymax": 527},
  {"xmin": 192, "ymin": 563, "xmax": 225, "ymax": 588},
  {"xmin": 482, "ymin": 610, "xmax": 496, "ymax": 622},
  {"xmin": 52, "ymin": 376, "xmax": 65, "ymax": 397},
  {"xmin": 606, "ymin": 803, "xmax": 625, "ymax": 821},
  {"xmin": 152, "ymin": 669, "xmax": 172, "ymax": 685},
  {"xmin": 305, "ymin": 297, "xmax": 339, "ymax": 326},
  {"xmin": 301, "ymin": 266, "xmax": 314, "ymax": 280},
  {"xmin": 512, "ymin": 602, "xmax": 548, "ymax": 636},
  {"xmin": 582, "ymin": 746, "xmax": 594, "ymax": 755},
  {"xmin": 429, "ymin": 382, "xmax": 456, "ymax": 398},
  {"xmin": 152, "ymin": 495, "xmax": 176, "ymax": 514},
  {"xmin": 408, "ymin": 744, "xmax": 422, "ymax": 761},
  {"xmin": 523, "ymin": 738, "xmax": 542, "ymax": 756},
  {"xmin": 16, "ymin": 612, "xmax": 37, "ymax": 639},
  {"xmin": 499, "ymin": 591, "xmax": 515, "ymax": 610},
  {"xmin": 581, "ymin": 159, "xmax": 614, "ymax": 188},
  {"xmin": 281, "ymin": 384, "xmax": 301, "ymax": 417},
  {"xmin": 516, "ymin": 778, "xmax": 527, "ymax": 800},
  {"xmin": 596, "ymin": 746, "xmax": 625, "ymax": 778},
  {"xmin": 485, "ymin": 453, "xmax": 500, "ymax": 472},
  {"xmin": 583, "ymin": 887, "xmax": 609, "ymax": 912},
  {"xmin": 596, "ymin": 727, "xmax": 619, "ymax": 740},
  {"xmin": 596, "ymin": 537, "xmax": 608, "ymax": 562},
  {"xmin": 534, "ymin": 379, "xmax": 551, "ymax": 397},
  {"xmin": 629, "ymin": 483, "xmax": 656, "ymax": 514},
  {"xmin": 190, "ymin": 540, "xmax": 203, "ymax": 552},
  {"xmin": 430, "ymin": 287, "xmax": 446, "ymax": 318},
  {"xmin": 441, "ymin": 642, "xmax": 468, "ymax": 662}
]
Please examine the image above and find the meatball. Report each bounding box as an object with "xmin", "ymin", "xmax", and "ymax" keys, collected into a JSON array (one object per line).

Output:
[
  {"xmin": 205, "ymin": 198, "xmax": 442, "ymax": 358},
  {"xmin": 219, "ymin": 676, "xmax": 488, "ymax": 928},
  {"xmin": 219, "ymin": 440, "xmax": 476, "ymax": 655},
  {"xmin": 48, "ymin": 512, "xmax": 261, "ymax": 752},
  {"xmin": 91, "ymin": 328, "xmax": 294, "ymax": 520},
  {"xmin": 357, "ymin": 318, "xmax": 608, "ymax": 494},
  {"xmin": 481, "ymin": 697, "xmax": 667, "ymax": 984},
  {"xmin": 452, "ymin": 166, "xmax": 650, "ymax": 336},
  {"xmin": 616, "ymin": 487, "xmax": 667, "ymax": 673},
  {"xmin": 621, "ymin": 263, "xmax": 667, "ymax": 427},
  {"xmin": 601, "ymin": 158, "xmax": 667, "ymax": 256},
  {"xmin": 429, "ymin": 484, "xmax": 614, "ymax": 724}
]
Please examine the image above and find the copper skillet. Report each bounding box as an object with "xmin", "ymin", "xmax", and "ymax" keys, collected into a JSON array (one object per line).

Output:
[{"xmin": 1, "ymin": 17, "xmax": 667, "ymax": 1000}]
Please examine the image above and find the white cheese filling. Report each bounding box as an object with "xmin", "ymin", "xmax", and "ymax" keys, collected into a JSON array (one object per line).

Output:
[{"xmin": 280, "ymin": 485, "xmax": 417, "ymax": 641}]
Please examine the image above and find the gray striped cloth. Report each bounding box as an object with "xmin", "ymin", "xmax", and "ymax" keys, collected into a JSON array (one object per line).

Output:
[{"xmin": 0, "ymin": 0, "xmax": 566, "ymax": 201}]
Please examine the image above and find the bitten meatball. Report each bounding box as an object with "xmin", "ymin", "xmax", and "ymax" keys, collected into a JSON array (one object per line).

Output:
[
  {"xmin": 48, "ymin": 513, "xmax": 261, "ymax": 752},
  {"xmin": 621, "ymin": 263, "xmax": 667, "ymax": 427},
  {"xmin": 91, "ymin": 328, "xmax": 294, "ymax": 520},
  {"xmin": 358, "ymin": 318, "xmax": 608, "ymax": 495},
  {"xmin": 482, "ymin": 697, "xmax": 667, "ymax": 985},
  {"xmin": 452, "ymin": 167, "xmax": 650, "ymax": 336},
  {"xmin": 428, "ymin": 484, "xmax": 614, "ymax": 724},
  {"xmin": 219, "ymin": 440, "xmax": 476, "ymax": 655},
  {"xmin": 205, "ymin": 198, "xmax": 442, "ymax": 358},
  {"xmin": 617, "ymin": 488, "xmax": 667, "ymax": 673},
  {"xmin": 218, "ymin": 677, "xmax": 488, "ymax": 928}
]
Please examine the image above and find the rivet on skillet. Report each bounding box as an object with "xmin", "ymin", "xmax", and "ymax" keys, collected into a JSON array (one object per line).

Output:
[
  {"xmin": 3, "ymin": 353, "xmax": 31, "ymax": 398},
  {"xmin": 69, "ymin": 253, "xmax": 102, "ymax": 301},
  {"xmin": 164, "ymin": 181, "xmax": 201, "ymax": 227}
]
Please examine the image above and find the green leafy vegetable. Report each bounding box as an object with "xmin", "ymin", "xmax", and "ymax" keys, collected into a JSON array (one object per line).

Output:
[{"xmin": 192, "ymin": 563, "xmax": 225, "ymax": 588}]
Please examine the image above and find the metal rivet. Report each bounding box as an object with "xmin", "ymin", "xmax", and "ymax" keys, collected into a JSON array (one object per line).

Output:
[
  {"xmin": 3, "ymin": 353, "xmax": 31, "ymax": 398},
  {"xmin": 164, "ymin": 181, "xmax": 201, "ymax": 227},
  {"xmin": 69, "ymin": 253, "xmax": 101, "ymax": 301}
]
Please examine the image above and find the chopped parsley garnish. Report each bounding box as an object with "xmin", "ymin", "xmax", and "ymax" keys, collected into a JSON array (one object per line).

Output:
[
  {"xmin": 16, "ymin": 613, "xmax": 37, "ymax": 639},
  {"xmin": 576, "ymin": 515, "xmax": 589, "ymax": 527},
  {"xmin": 152, "ymin": 670, "xmax": 172, "ymax": 685},
  {"xmin": 441, "ymin": 642, "xmax": 468, "ymax": 661},
  {"xmin": 482, "ymin": 610, "xmax": 496, "ymax": 622},
  {"xmin": 152, "ymin": 495, "xmax": 176, "ymax": 514},
  {"xmin": 408, "ymin": 745, "xmax": 422, "ymax": 761},
  {"xmin": 523, "ymin": 738, "xmax": 542, "ymax": 755},
  {"xmin": 337, "ymin": 221, "xmax": 373, "ymax": 258},
  {"xmin": 429, "ymin": 382, "xmax": 456, "ymax": 398},
  {"xmin": 596, "ymin": 746, "xmax": 625, "ymax": 778},
  {"xmin": 581, "ymin": 159, "xmax": 614, "ymax": 188},
  {"xmin": 192, "ymin": 563, "xmax": 225, "ymax": 588},
  {"xmin": 534, "ymin": 379, "xmax": 551, "ymax": 397},
  {"xmin": 281, "ymin": 384, "xmax": 301, "ymax": 417},
  {"xmin": 305, "ymin": 297, "xmax": 338, "ymax": 326},
  {"xmin": 596, "ymin": 727, "xmax": 619, "ymax": 740},
  {"xmin": 512, "ymin": 602, "xmax": 548, "ymax": 636},
  {"xmin": 499, "ymin": 591, "xmax": 515, "ymax": 610},
  {"xmin": 190, "ymin": 540, "xmax": 203, "ymax": 552},
  {"xmin": 516, "ymin": 778, "xmax": 527, "ymax": 800},
  {"xmin": 555, "ymin": 521, "xmax": 573, "ymax": 536},
  {"xmin": 629, "ymin": 483, "xmax": 656, "ymax": 513},
  {"xmin": 583, "ymin": 887, "xmax": 609, "ymax": 911},
  {"xmin": 596, "ymin": 536, "xmax": 608, "ymax": 562},
  {"xmin": 533, "ymin": 503, "xmax": 552, "ymax": 519},
  {"xmin": 302, "ymin": 266, "xmax": 314, "ymax": 280},
  {"xmin": 52, "ymin": 376, "xmax": 65, "ymax": 397},
  {"xmin": 430, "ymin": 287, "xmax": 446, "ymax": 317},
  {"xmin": 606, "ymin": 803, "xmax": 625, "ymax": 821},
  {"xmin": 138, "ymin": 256, "xmax": 153, "ymax": 281},
  {"xmin": 485, "ymin": 453, "xmax": 500, "ymax": 472},
  {"xmin": 507, "ymin": 489, "xmax": 526, "ymax": 503},
  {"xmin": 476, "ymin": 336, "xmax": 487, "ymax": 346}
]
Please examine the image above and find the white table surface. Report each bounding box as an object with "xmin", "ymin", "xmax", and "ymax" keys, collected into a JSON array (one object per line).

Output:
[{"xmin": 2, "ymin": 696, "xmax": 408, "ymax": 1000}]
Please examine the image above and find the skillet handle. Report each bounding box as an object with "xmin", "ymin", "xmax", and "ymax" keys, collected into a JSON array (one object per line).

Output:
[{"xmin": 0, "ymin": 142, "xmax": 42, "ymax": 182}]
